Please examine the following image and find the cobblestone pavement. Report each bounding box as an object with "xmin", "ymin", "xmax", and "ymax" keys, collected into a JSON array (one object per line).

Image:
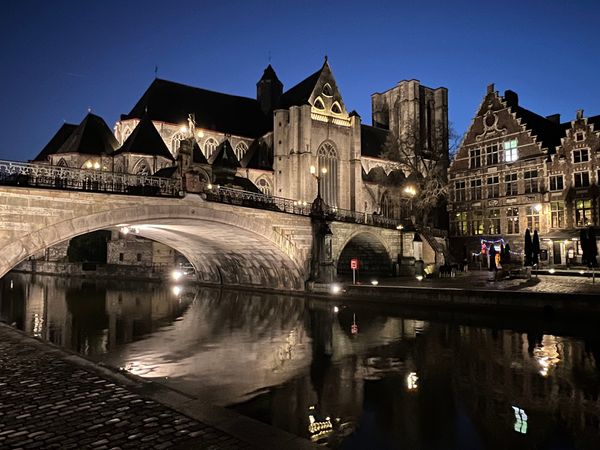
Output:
[
  {"xmin": 377, "ymin": 271, "xmax": 600, "ymax": 294},
  {"xmin": 0, "ymin": 324, "xmax": 258, "ymax": 450}
]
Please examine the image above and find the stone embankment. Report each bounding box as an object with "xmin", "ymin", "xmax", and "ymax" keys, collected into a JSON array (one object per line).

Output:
[{"xmin": 0, "ymin": 323, "xmax": 315, "ymax": 450}]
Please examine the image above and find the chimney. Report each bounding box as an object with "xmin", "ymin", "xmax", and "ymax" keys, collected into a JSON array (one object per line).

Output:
[
  {"xmin": 486, "ymin": 83, "xmax": 495, "ymax": 94},
  {"xmin": 576, "ymin": 109, "xmax": 584, "ymax": 120},
  {"xmin": 504, "ymin": 90, "xmax": 518, "ymax": 107},
  {"xmin": 545, "ymin": 114, "xmax": 561, "ymax": 124}
]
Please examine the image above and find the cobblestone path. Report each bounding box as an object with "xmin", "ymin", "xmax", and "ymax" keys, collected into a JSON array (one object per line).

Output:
[{"xmin": 0, "ymin": 324, "xmax": 255, "ymax": 450}]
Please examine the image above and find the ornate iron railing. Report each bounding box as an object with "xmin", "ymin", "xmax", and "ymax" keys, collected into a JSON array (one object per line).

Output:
[
  {"xmin": 0, "ymin": 160, "xmax": 182, "ymax": 197},
  {"xmin": 203, "ymin": 184, "xmax": 403, "ymax": 229}
]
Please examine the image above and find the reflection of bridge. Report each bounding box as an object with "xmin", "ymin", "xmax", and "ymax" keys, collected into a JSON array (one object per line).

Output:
[{"xmin": 0, "ymin": 160, "xmax": 427, "ymax": 290}]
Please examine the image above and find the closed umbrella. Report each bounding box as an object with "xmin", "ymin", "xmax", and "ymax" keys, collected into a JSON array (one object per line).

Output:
[
  {"xmin": 504, "ymin": 243, "xmax": 511, "ymax": 263},
  {"xmin": 489, "ymin": 244, "xmax": 497, "ymax": 271},
  {"xmin": 532, "ymin": 230, "xmax": 540, "ymax": 266},
  {"xmin": 524, "ymin": 229, "xmax": 532, "ymax": 267}
]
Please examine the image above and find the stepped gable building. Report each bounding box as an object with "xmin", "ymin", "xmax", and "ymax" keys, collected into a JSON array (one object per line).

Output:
[
  {"xmin": 35, "ymin": 59, "xmax": 448, "ymax": 222},
  {"xmin": 448, "ymin": 84, "xmax": 600, "ymax": 265}
]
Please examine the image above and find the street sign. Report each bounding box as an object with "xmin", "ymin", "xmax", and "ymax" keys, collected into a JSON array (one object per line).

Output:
[{"xmin": 350, "ymin": 258, "xmax": 358, "ymax": 270}]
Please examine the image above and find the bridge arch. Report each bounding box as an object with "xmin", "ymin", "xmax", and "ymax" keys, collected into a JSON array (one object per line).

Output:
[
  {"xmin": 335, "ymin": 230, "xmax": 393, "ymax": 279},
  {"xmin": 0, "ymin": 195, "xmax": 307, "ymax": 290}
]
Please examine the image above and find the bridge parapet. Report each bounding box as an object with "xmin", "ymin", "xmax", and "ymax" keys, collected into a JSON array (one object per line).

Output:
[{"xmin": 0, "ymin": 160, "xmax": 181, "ymax": 197}]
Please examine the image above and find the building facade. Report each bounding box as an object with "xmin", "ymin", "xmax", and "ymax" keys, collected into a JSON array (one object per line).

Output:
[{"xmin": 448, "ymin": 84, "xmax": 600, "ymax": 265}]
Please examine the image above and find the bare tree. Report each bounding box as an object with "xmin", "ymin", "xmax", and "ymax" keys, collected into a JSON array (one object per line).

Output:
[{"xmin": 378, "ymin": 123, "xmax": 458, "ymax": 226}]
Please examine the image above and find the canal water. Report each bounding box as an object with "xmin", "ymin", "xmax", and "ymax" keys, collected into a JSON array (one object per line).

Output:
[{"xmin": 1, "ymin": 273, "xmax": 600, "ymax": 449}]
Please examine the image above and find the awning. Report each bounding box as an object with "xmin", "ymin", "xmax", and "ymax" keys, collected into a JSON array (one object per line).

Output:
[{"xmin": 542, "ymin": 229, "xmax": 581, "ymax": 241}]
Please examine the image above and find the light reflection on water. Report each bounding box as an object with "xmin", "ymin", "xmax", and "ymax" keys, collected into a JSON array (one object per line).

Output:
[{"xmin": 2, "ymin": 272, "xmax": 600, "ymax": 449}]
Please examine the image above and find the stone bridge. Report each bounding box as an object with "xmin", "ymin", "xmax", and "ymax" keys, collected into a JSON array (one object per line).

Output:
[{"xmin": 0, "ymin": 186, "xmax": 414, "ymax": 291}]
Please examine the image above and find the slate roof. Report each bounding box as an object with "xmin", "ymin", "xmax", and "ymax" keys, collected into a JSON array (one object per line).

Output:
[
  {"xmin": 122, "ymin": 79, "xmax": 270, "ymax": 138},
  {"xmin": 34, "ymin": 123, "xmax": 77, "ymax": 161},
  {"xmin": 210, "ymin": 140, "xmax": 240, "ymax": 168},
  {"xmin": 360, "ymin": 124, "xmax": 390, "ymax": 158},
  {"xmin": 587, "ymin": 114, "xmax": 600, "ymax": 131},
  {"xmin": 241, "ymin": 138, "xmax": 273, "ymax": 170},
  {"xmin": 56, "ymin": 113, "xmax": 119, "ymax": 156},
  {"xmin": 259, "ymin": 64, "xmax": 281, "ymax": 83},
  {"xmin": 503, "ymin": 91, "xmax": 564, "ymax": 154},
  {"xmin": 113, "ymin": 115, "xmax": 174, "ymax": 161},
  {"xmin": 278, "ymin": 67, "xmax": 323, "ymax": 109},
  {"xmin": 192, "ymin": 140, "xmax": 208, "ymax": 164},
  {"xmin": 153, "ymin": 166, "xmax": 178, "ymax": 178}
]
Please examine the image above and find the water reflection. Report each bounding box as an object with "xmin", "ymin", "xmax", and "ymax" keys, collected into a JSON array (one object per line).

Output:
[{"xmin": 1, "ymin": 272, "xmax": 600, "ymax": 449}]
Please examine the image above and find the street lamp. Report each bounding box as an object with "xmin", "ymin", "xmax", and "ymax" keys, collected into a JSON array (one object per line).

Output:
[
  {"xmin": 310, "ymin": 165, "xmax": 327, "ymax": 199},
  {"xmin": 396, "ymin": 224, "xmax": 404, "ymax": 273}
]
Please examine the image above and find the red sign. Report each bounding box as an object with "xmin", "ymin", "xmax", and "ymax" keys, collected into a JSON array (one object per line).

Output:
[{"xmin": 350, "ymin": 258, "xmax": 359, "ymax": 270}]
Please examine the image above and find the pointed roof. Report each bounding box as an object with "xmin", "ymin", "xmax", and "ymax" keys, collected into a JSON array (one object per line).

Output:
[
  {"xmin": 279, "ymin": 66, "xmax": 324, "ymax": 108},
  {"xmin": 113, "ymin": 115, "xmax": 174, "ymax": 161},
  {"xmin": 258, "ymin": 64, "xmax": 281, "ymax": 84},
  {"xmin": 122, "ymin": 78, "xmax": 270, "ymax": 138},
  {"xmin": 34, "ymin": 123, "xmax": 77, "ymax": 161},
  {"xmin": 192, "ymin": 140, "xmax": 208, "ymax": 164},
  {"xmin": 241, "ymin": 138, "xmax": 273, "ymax": 170},
  {"xmin": 209, "ymin": 140, "xmax": 240, "ymax": 168},
  {"xmin": 153, "ymin": 166, "xmax": 178, "ymax": 178},
  {"xmin": 56, "ymin": 113, "xmax": 119, "ymax": 155}
]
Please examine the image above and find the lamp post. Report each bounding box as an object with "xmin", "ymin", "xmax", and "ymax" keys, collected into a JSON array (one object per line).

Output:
[
  {"xmin": 309, "ymin": 165, "xmax": 333, "ymax": 285},
  {"xmin": 396, "ymin": 224, "xmax": 404, "ymax": 275}
]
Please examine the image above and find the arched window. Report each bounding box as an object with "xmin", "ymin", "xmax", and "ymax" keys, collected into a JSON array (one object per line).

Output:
[
  {"xmin": 381, "ymin": 190, "xmax": 399, "ymax": 219},
  {"xmin": 256, "ymin": 177, "xmax": 272, "ymax": 196},
  {"xmin": 331, "ymin": 101, "xmax": 342, "ymax": 115},
  {"xmin": 314, "ymin": 97, "xmax": 325, "ymax": 110},
  {"xmin": 171, "ymin": 132, "xmax": 184, "ymax": 153},
  {"xmin": 317, "ymin": 141, "xmax": 338, "ymax": 208},
  {"xmin": 322, "ymin": 83, "xmax": 333, "ymax": 97},
  {"xmin": 204, "ymin": 138, "xmax": 218, "ymax": 160},
  {"xmin": 235, "ymin": 142, "xmax": 248, "ymax": 161},
  {"xmin": 133, "ymin": 159, "xmax": 150, "ymax": 175}
]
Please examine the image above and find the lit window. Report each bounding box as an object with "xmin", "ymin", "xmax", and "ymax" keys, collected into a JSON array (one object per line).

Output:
[
  {"xmin": 574, "ymin": 171, "xmax": 590, "ymax": 188},
  {"xmin": 549, "ymin": 175, "xmax": 563, "ymax": 191},
  {"xmin": 204, "ymin": 138, "xmax": 218, "ymax": 159},
  {"xmin": 171, "ymin": 132, "xmax": 184, "ymax": 153},
  {"xmin": 507, "ymin": 207, "xmax": 519, "ymax": 234},
  {"xmin": 234, "ymin": 142, "xmax": 248, "ymax": 161},
  {"xmin": 550, "ymin": 202, "xmax": 564, "ymax": 228},
  {"xmin": 488, "ymin": 209, "xmax": 501, "ymax": 234},
  {"xmin": 452, "ymin": 212, "xmax": 468, "ymax": 236},
  {"xmin": 504, "ymin": 139, "xmax": 518, "ymax": 162},
  {"xmin": 573, "ymin": 149, "xmax": 589, "ymax": 163},
  {"xmin": 512, "ymin": 406, "xmax": 528, "ymax": 434},
  {"xmin": 256, "ymin": 177, "xmax": 272, "ymax": 196},
  {"xmin": 525, "ymin": 206, "xmax": 540, "ymax": 231},
  {"xmin": 472, "ymin": 210, "xmax": 484, "ymax": 235},
  {"xmin": 576, "ymin": 199, "xmax": 592, "ymax": 227}
]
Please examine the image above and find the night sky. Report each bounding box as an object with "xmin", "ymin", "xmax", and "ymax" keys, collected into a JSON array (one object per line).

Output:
[{"xmin": 2, "ymin": 0, "xmax": 600, "ymax": 161}]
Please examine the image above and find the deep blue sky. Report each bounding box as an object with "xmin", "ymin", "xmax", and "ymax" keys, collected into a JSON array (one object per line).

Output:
[{"xmin": 2, "ymin": 0, "xmax": 600, "ymax": 161}]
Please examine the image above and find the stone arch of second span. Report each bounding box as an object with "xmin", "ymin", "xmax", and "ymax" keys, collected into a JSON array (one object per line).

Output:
[
  {"xmin": 0, "ymin": 192, "xmax": 307, "ymax": 290},
  {"xmin": 335, "ymin": 230, "xmax": 393, "ymax": 279}
]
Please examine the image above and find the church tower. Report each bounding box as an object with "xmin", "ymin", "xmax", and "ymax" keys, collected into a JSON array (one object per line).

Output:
[{"xmin": 257, "ymin": 64, "xmax": 283, "ymax": 115}]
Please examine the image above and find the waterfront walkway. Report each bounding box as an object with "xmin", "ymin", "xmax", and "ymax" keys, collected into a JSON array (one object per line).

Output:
[
  {"xmin": 373, "ymin": 271, "xmax": 600, "ymax": 295},
  {"xmin": 0, "ymin": 323, "xmax": 314, "ymax": 450}
]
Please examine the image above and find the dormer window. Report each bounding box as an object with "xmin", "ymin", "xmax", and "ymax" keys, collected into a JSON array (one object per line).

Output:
[
  {"xmin": 314, "ymin": 98, "xmax": 325, "ymax": 110},
  {"xmin": 322, "ymin": 83, "xmax": 333, "ymax": 97},
  {"xmin": 331, "ymin": 101, "xmax": 342, "ymax": 114}
]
